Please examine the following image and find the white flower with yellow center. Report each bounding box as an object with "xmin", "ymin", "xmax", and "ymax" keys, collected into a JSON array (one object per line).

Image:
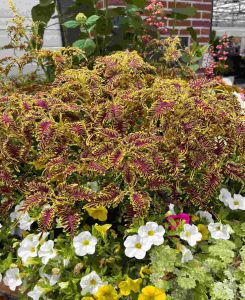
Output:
[
  {"xmin": 38, "ymin": 240, "xmax": 57, "ymax": 264},
  {"xmin": 80, "ymin": 271, "xmax": 105, "ymax": 295},
  {"xmin": 180, "ymin": 224, "xmax": 202, "ymax": 247},
  {"xmin": 17, "ymin": 235, "xmax": 39, "ymax": 264},
  {"xmin": 73, "ymin": 231, "xmax": 97, "ymax": 256},
  {"xmin": 227, "ymin": 194, "xmax": 245, "ymax": 210},
  {"xmin": 208, "ymin": 223, "xmax": 230, "ymax": 240},
  {"xmin": 124, "ymin": 234, "xmax": 151, "ymax": 259},
  {"xmin": 27, "ymin": 285, "xmax": 43, "ymax": 300},
  {"xmin": 219, "ymin": 188, "xmax": 232, "ymax": 206},
  {"xmin": 3, "ymin": 268, "xmax": 22, "ymax": 291},
  {"xmin": 138, "ymin": 222, "xmax": 165, "ymax": 246}
]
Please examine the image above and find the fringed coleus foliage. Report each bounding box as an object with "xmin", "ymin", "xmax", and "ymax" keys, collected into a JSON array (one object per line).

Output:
[{"xmin": 0, "ymin": 51, "xmax": 244, "ymax": 234}]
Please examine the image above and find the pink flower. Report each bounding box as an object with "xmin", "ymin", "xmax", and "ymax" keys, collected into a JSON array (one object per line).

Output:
[{"xmin": 166, "ymin": 213, "xmax": 190, "ymax": 230}]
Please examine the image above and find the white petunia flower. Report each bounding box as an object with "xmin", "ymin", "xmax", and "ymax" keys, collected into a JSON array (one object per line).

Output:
[
  {"xmin": 49, "ymin": 273, "xmax": 60, "ymax": 286},
  {"xmin": 227, "ymin": 194, "xmax": 245, "ymax": 210},
  {"xmin": 80, "ymin": 271, "xmax": 105, "ymax": 295},
  {"xmin": 180, "ymin": 246, "xmax": 193, "ymax": 263},
  {"xmin": 87, "ymin": 181, "xmax": 100, "ymax": 192},
  {"xmin": 39, "ymin": 268, "xmax": 60, "ymax": 286},
  {"xmin": 124, "ymin": 234, "xmax": 151, "ymax": 259},
  {"xmin": 3, "ymin": 268, "xmax": 22, "ymax": 291},
  {"xmin": 10, "ymin": 202, "xmax": 24, "ymax": 222},
  {"xmin": 10, "ymin": 202, "xmax": 34, "ymax": 230},
  {"xmin": 38, "ymin": 240, "xmax": 57, "ymax": 264},
  {"xmin": 233, "ymin": 91, "xmax": 245, "ymax": 112},
  {"xmin": 73, "ymin": 231, "xmax": 97, "ymax": 256},
  {"xmin": 180, "ymin": 224, "xmax": 202, "ymax": 247},
  {"xmin": 17, "ymin": 235, "xmax": 39, "ymax": 264},
  {"xmin": 42, "ymin": 273, "xmax": 60, "ymax": 286},
  {"xmin": 208, "ymin": 223, "xmax": 230, "ymax": 240},
  {"xmin": 138, "ymin": 222, "xmax": 165, "ymax": 246},
  {"xmin": 196, "ymin": 210, "xmax": 214, "ymax": 223},
  {"xmin": 219, "ymin": 188, "xmax": 232, "ymax": 206},
  {"xmin": 19, "ymin": 232, "xmax": 47, "ymax": 247},
  {"xmin": 63, "ymin": 258, "xmax": 70, "ymax": 267},
  {"xmin": 27, "ymin": 285, "xmax": 43, "ymax": 300},
  {"xmin": 168, "ymin": 203, "xmax": 176, "ymax": 215},
  {"xmin": 19, "ymin": 212, "xmax": 34, "ymax": 231}
]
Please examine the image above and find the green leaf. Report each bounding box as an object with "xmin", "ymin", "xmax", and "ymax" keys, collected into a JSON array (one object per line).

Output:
[
  {"xmin": 190, "ymin": 64, "xmax": 200, "ymax": 71},
  {"xmin": 126, "ymin": 4, "xmax": 142, "ymax": 14},
  {"xmin": 31, "ymin": 3, "xmax": 55, "ymax": 24},
  {"xmin": 88, "ymin": 24, "xmax": 96, "ymax": 33},
  {"xmin": 73, "ymin": 38, "xmax": 96, "ymax": 56},
  {"xmin": 124, "ymin": 0, "xmax": 146, "ymax": 8},
  {"xmin": 59, "ymin": 281, "xmax": 69, "ymax": 289},
  {"xmin": 39, "ymin": 0, "xmax": 53, "ymax": 7},
  {"xmin": 86, "ymin": 15, "xmax": 100, "ymax": 27},
  {"xmin": 0, "ymin": 253, "xmax": 13, "ymax": 273},
  {"xmin": 169, "ymin": 7, "xmax": 197, "ymax": 20},
  {"xmin": 63, "ymin": 20, "xmax": 80, "ymax": 29},
  {"xmin": 182, "ymin": 52, "xmax": 190, "ymax": 63},
  {"xmin": 187, "ymin": 26, "xmax": 197, "ymax": 41}
]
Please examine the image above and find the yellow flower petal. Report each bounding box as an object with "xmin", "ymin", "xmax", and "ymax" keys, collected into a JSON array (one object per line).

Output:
[
  {"xmin": 139, "ymin": 266, "xmax": 152, "ymax": 278},
  {"xmin": 94, "ymin": 224, "xmax": 112, "ymax": 238},
  {"xmin": 96, "ymin": 285, "xmax": 118, "ymax": 300},
  {"xmin": 85, "ymin": 206, "xmax": 108, "ymax": 221},
  {"xmin": 118, "ymin": 280, "xmax": 131, "ymax": 296},
  {"xmin": 197, "ymin": 224, "xmax": 209, "ymax": 240},
  {"xmin": 138, "ymin": 285, "xmax": 166, "ymax": 300},
  {"xmin": 191, "ymin": 215, "xmax": 199, "ymax": 222},
  {"xmin": 129, "ymin": 278, "xmax": 142, "ymax": 293}
]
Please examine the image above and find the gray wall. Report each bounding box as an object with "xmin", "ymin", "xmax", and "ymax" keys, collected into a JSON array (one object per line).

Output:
[{"xmin": 0, "ymin": 0, "xmax": 62, "ymax": 73}]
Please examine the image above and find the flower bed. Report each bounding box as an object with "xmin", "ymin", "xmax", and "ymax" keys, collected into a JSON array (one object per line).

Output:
[{"xmin": 0, "ymin": 51, "xmax": 244, "ymax": 300}]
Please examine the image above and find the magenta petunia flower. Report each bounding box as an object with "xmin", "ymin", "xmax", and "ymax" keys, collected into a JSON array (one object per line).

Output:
[{"xmin": 166, "ymin": 213, "xmax": 190, "ymax": 230}]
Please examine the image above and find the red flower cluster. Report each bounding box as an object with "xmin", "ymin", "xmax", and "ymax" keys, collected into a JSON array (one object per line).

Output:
[
  {"xmin": 205, "ymin": 34, "xmax": 230, "ymax": 77},
  {"xmin": 213, "ymin": 34, "xmax": 229, "ymax": 62},
  {"xmin": 145, "ymin": 0, "xmax": 167, "ymax": 32}
]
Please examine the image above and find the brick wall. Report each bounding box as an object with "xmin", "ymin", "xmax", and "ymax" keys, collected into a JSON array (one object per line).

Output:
[{"xmin": 98, "ymin": 0, "xmax": 213, "ymax": 45}]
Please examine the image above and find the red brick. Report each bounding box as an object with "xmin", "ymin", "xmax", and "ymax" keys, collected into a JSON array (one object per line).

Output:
[
  {"xmin": 168, "ymin": 20, "xmax": 191, "ymax": 27},
  {"xmin": 202, "ymin": 12, "xmax": 211, "ymax": 19},
  {"xmin": 108, "ymin": 0, "xmax": 124, "ymax": 5},
  {"xmin": 191, "ymin": 12, "xmax": 201, "ymax": 18},
  {"xmin": 201, "ymin": 28, "xmax": 210, "ymax": 35},
  {"xmin": 192, "ymin": 3, "xmax": 212, "ymax": 11},
  {"xmin": 168, "ymin": 2, "xmax": 190, "ymax": 9},
  {"xmin": 179, "ymin": 28, "xmax": 201, "ymax": 35},
  {"xmin": 197, "ymin": 37, "xmax": 210, "ymax": 43},
  {"xmin": 192, "ymin": 20, "xmax": 211, "ymax": 27},
  {"xmin": 167, "ymin": 28, "xmax": 179, "ymax": 35}
]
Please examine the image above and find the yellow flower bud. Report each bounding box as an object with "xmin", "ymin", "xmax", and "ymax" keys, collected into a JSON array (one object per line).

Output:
[{"xmin": 75, "ymin": 13, "xmax": 87, "ymax": 24}]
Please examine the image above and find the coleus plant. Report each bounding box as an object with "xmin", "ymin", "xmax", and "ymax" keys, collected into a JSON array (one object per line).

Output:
[{"xmin": 0, "ymin": 51, "xmax": 244, "ymax": 235}]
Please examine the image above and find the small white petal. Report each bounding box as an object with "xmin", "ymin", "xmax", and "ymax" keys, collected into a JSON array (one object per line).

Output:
[{"xmin": 3, "ymin": 268, "xmax": 22, "ymax": 291}]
